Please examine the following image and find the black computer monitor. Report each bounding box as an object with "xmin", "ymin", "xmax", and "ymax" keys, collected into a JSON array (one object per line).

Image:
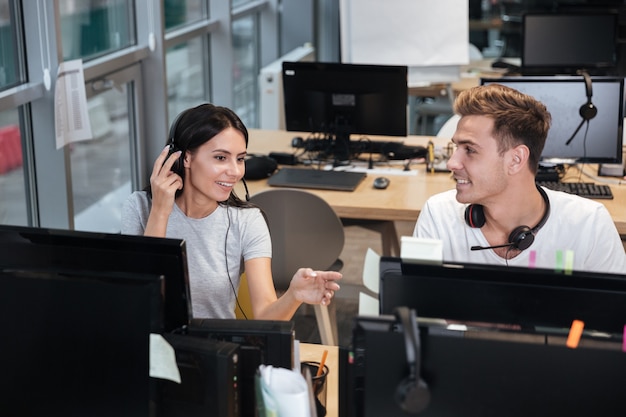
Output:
[
  {"xmin": 522, "ymin": 12, "xmax": 619, "ymax": 75},
  {"xmin": 481, "ymin": 75, "xmax": 624, "ymax": 164},
  {"xmin": 343, "ymin": 257, "xmax": 626, "ymax": 416},
  {"xmin": 379, "ymin": 257, "xmax": 626, "ymax": 334},
  {"xmin": 282, "ymin": 61, "xmax": 408, "ymax": 161},
  {"xmin": 0, "ymin": 267, "xmax": 163, "ymax": 416},
  {"xmin": 0, "ymin": 224, "xmax": 191, "ymax": 333}
]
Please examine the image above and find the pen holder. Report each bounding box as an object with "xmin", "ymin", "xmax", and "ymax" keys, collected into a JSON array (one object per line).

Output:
[{"xmin": 301, "ymin": 360, "xmax": 329, "ymax": 417}]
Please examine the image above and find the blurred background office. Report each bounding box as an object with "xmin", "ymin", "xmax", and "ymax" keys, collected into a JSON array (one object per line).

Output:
[{"xmin": 0, "ymin": 0, "xmax": 625, "ymax": 234}]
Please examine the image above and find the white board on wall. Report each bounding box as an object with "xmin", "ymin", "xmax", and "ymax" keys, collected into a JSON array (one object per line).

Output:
[{"xmin": 340, "ymin": 0, "xmax": 469, "ymax": 83}]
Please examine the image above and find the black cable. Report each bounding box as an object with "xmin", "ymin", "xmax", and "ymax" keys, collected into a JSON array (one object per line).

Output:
[{"xmin": 225, "ymin": 203, "xmax": 249, "ymax": 320}]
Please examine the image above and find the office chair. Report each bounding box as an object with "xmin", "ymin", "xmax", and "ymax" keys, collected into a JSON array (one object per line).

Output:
[
  {"xmin": 249, "ymin": 188, "xmax": 344, "ymax": 345},
  {"xmin": 413, "ymin": 84, "xmax": 455, "ymax": 136},
  {"xmin": 436, "ymin": 114, "xmax": 460, "ymax": 140}
]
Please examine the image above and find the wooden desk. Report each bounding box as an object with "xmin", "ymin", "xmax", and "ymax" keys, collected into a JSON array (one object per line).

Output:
[
  {"xmin": 244, "ymin": 129, "xmax": 626, "ymax": 236},
  {"xmin": 245, "ymin": 129, "xmax": 453, "ymax": 222},
  {"xmin": 300, "ymin": 343, "xmax": 339, "ymax": 417}
]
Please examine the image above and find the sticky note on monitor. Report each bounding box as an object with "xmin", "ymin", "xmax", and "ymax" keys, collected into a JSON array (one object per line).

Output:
[{"xmin": 400, "ymin": 236, "xmax": 443, "ymax": 265}]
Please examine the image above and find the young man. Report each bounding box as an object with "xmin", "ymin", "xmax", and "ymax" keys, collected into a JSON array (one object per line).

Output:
[{"xmin": 413, "ymin": 84, "xmax": 626, "ymax": 274}]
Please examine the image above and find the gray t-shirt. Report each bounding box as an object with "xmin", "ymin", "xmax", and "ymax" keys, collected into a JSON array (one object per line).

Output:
[{"xmin": 121, "ymin": 191, "xmax": 271, "ymax": 318}]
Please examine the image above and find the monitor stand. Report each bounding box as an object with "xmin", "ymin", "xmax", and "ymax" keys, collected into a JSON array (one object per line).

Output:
[
  {"xmin": 598, "ymin": 163, "xmax": 625, "ymax": 177},
  {"xmin": 331, "ymin": 132, "xmax": 352, "ymax": 166},
  {"xmin": 535, "ymin": 164, "xmax": 562, "ymax": 182}
]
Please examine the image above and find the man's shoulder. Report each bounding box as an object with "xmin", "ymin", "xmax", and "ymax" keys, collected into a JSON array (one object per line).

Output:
[{"xmin": 426, "ymin": 189, "xmax": 459, "ymax": 205}]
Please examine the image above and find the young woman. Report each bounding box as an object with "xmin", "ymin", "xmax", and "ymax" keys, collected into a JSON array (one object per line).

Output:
[{"xmin": 121, "ymin": 103, "xmax": 341, "ymax": 320}]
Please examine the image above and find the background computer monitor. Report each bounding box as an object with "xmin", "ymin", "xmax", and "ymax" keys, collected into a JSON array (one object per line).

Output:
[
  {"xmin": 0, "ymin": 268, "xmax": 162, "ymax": 416},
  {"xmin": 379, "ymin": 257, "xmax": 626, "ymax": 334},
  {"xmin": 0, "ymin": 224, "xmax": 191, "ymax": 333},
  {"xmin": 481, "ymin": 75, "xmax": 624, "ymax": 165},
  {"xmin": 522, "ymin": 12, "xmax": 619, "ymax": 75},
  {"xmin": 282, "ymin": 61, "xmax": 408, "ymax": 161}
]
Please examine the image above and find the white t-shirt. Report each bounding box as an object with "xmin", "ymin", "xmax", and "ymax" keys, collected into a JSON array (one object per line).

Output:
[
  {"xmin": 414, "ymin": 188, "xmax": 626, "ymax": 274},
  {"xmin": 121, "ymin": 191, "xmax": 272, "ymax": 318}
]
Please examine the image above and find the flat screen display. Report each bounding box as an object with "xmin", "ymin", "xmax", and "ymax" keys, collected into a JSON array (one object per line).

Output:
[
  {"xmin": 0, "ymin": 268, "xmax": 161, "ymax": 416},
  {"xmin": 522, "ymin": 13, "xmax": 618, "ymax": 75},
  {"xmin": 481, "ymin": 75, "xmax": 624, "ymax": 164},
  {"xmin": 282, "ymin": 61, "xmax": 408, "ymax": 161},
  {"xmin": 378, "ymin": 257, "xmax": 626, "ymax": 334},
  {"xmin": 0, "ymin": 224, "xmax": 191, "ymax": 333}
]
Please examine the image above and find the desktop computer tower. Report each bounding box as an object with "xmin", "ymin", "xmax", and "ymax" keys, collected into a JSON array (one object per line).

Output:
[
  {"xmin": 187, "ymin": 318, "xmax": 295, "ymax": 369},
  {"xmin": 157, "ymin": 334, "xmax": 240, "ymax": 417},
  {"xmin": 187, "ymin": 319, "xmax": 295, "ymax": 417}
]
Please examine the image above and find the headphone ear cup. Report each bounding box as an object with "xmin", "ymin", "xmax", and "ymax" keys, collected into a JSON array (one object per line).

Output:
[
  {"xmin": 508, "ymin": 225, "xmax": 534, "ymax": 251},
  {"xmin": 465, "ymin": 204, "xmax": 486, "ymax": 228},
  {"xmin": 579, "ymin": 102, "xmax": 598, "ymax": 121},
  {"xmin": 395, "ymin": 375, "xmax": 431, "ymax": 414}
]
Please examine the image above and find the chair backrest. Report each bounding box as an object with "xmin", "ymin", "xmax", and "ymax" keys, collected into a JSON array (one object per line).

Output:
[
  {"xmin": 468, "ymin": 43, "xmax": 483, "ymax": 62},
  {"xmin": 249, "ymin": 188, "xmax": 345, "ymax": 291},
  {"xmin": 436, "ymin": 114, "xmax": 460, "ymax": 139}
]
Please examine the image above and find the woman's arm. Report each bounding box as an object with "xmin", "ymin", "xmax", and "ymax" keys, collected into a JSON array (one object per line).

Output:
[{"xmin": 244, "ymin": 257, "xmax": 342, "ymax": 321}]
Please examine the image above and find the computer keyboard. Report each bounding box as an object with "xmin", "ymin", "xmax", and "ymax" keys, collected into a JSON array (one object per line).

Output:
[{"xmin": 536, "ymin": 181, "xmax": 614, "ymax": 200}]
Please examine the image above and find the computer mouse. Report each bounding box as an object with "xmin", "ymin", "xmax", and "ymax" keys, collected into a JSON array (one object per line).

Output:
[{"xmin": 373, "ymin": 176, "xmax": 390, "ymax": 190}]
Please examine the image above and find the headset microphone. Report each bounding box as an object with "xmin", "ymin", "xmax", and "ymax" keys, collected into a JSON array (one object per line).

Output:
[
  {"xmin": 471, "ymin": 242, "xmax": 519, "ymax": 251},
  {"xmin": 466, "ymin": 185, "xmax": 550, "ymax": 252},
  {"xmin": 565, "ymin": 70, "xmax": 597, "ymax": 146}
]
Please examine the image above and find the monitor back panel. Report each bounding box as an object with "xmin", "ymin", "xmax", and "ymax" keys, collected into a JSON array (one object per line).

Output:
[{"xmin": 350, "ymin": 316, "xmax": 626, "ymax": 417}]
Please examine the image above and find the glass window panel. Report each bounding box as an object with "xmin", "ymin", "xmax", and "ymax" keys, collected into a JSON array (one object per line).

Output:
[
  {"xmin": 164, "ymin": 0, "xmax": 206, "ymax": 31},
  {"xmin": 166, "ymin": 38, "xmax": 211, "ymax": 124},
  {"xmin": 231, "ymin": 0, "xmax": 255, "ymax": 9},
  {"xmin": 232, "ymin": 15, "xmax": 258, "ymax": 127},
  {"xmin": 59, "ymin": 0, "xmax": 134, "ymax": 62},
  {"xmin": 71, "ymin": 85, "xmax": 132, "ymax": 233},
  {"xmin": 0, "ymin": 109, "xmax": 28, "ymax": 226},
  {"xmin": 0, "ymin": 0, "xmax": 22, "ymax": 89}
]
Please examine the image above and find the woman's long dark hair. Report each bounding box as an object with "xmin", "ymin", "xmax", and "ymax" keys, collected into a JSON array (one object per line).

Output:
[{"xmin": 145, "ymin": 103, "xmax": 255, "ymax": 208}]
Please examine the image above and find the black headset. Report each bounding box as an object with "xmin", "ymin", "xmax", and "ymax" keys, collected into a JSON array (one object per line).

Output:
[
  {"xmin": 565, "ymin": 70, "xmax": 597, "ymax": 146},
  {"xmin": 166, "ymin": 110, "xmax": 186, "ymax": 172},
  {"xmin": 466, "ymin": 185, "xmax": 550, "ymax": 252},
  {"xmin": 394, "ymin": 306, "xmax": 431, "ymax": 414}
]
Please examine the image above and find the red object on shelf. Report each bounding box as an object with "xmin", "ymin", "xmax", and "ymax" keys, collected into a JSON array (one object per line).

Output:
[{"xmin": 0, "ymin": 125, "xmax": 22, "ymax": 174}]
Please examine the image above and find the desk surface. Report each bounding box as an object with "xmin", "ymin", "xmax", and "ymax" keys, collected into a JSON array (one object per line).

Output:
[{"xmin": 244, "ymin": 129, "xmax": 626, "ymax": 236}]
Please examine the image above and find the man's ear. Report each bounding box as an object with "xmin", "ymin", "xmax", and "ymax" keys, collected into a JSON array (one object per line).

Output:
[{"xmin": 509, "ymin": 145, "xmax": 529, "ymax": 173}]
